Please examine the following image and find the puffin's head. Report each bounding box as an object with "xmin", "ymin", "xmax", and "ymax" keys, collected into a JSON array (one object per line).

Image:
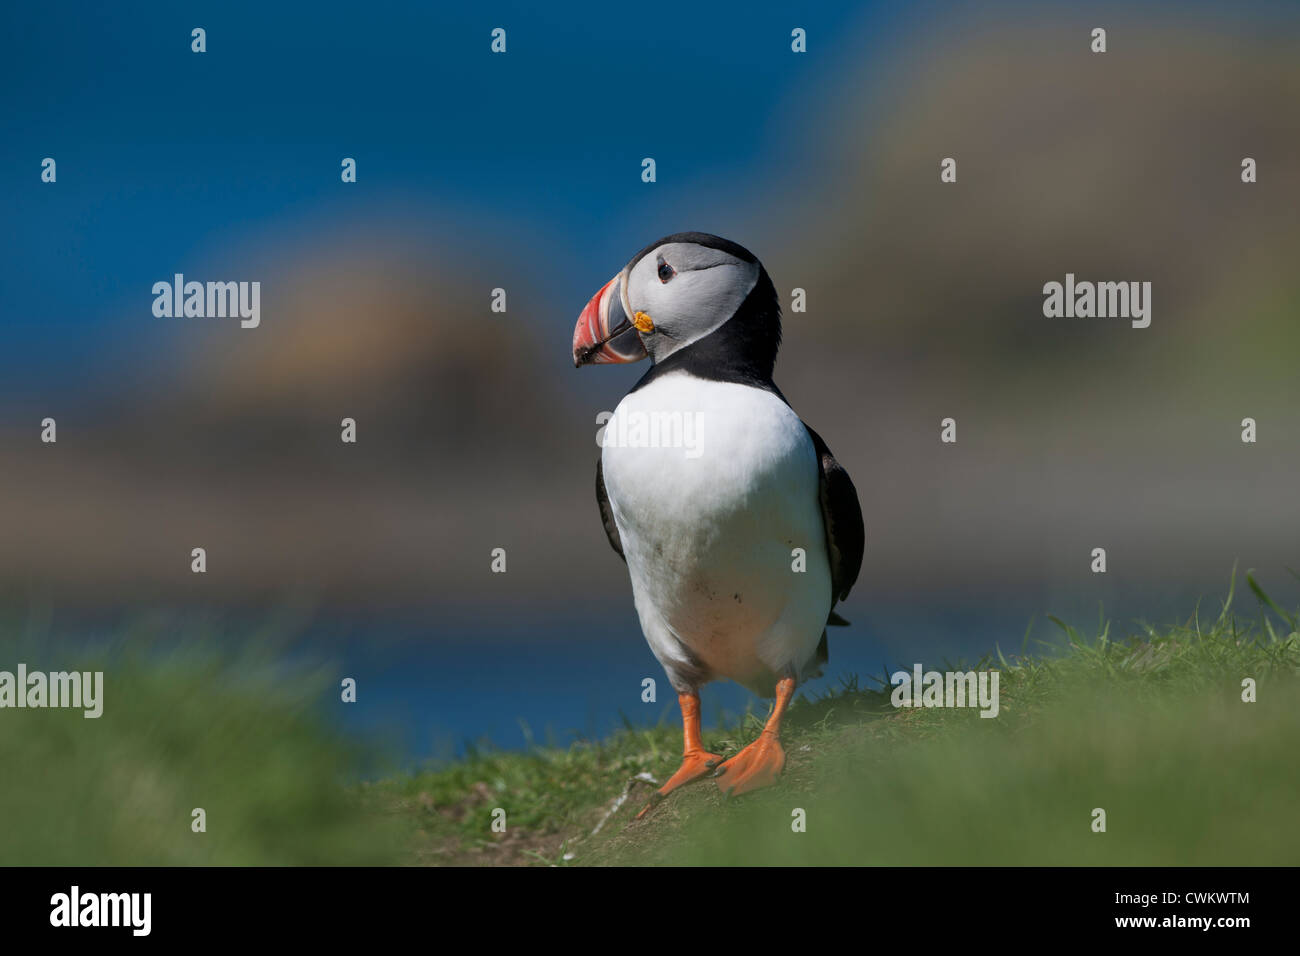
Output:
[{"xmin": 572, "ymin": 232, "xmax": 775, "ymax": 368}]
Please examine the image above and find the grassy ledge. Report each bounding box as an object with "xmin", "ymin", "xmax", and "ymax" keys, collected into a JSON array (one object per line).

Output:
[
  {"xmin": 375, "ymin": 574, "xmax": 1300, "ymax": 866},
  {"xmin": 2, "ymin": 575, "xmax": 1297, "ymax": 865}
]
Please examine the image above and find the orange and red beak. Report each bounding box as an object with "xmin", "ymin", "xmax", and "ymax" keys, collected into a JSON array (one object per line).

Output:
[{"xmin": 572, "ymin": 274, "xmax": 649, "ymax": 367}]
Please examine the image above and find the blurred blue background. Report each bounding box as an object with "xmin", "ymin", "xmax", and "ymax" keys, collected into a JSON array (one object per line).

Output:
[
  {"xmin": 2, "ymin": 1, "xmax": 1298, "ymax": 763},
  {"xmin": 2, "ymin": 0, "xmax": 886, "ymax": 376}
]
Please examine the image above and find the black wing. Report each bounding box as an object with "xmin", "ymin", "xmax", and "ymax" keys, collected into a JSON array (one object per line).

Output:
[
  {"xmin": 804, "ymin": 423, "xmax": 864, "ymax": 609},
  {"xmin": 595, "ymin": 458, "xmax": 625, "ymax": 562}
]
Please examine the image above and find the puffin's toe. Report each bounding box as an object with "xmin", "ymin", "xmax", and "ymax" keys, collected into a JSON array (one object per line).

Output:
[{"xmin": 635, "ymin": 749, "xmax": 725, "ymax": 819}]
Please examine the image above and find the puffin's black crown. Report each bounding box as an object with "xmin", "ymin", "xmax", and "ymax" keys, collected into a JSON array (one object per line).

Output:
[{"xmin": 629, "ymin": 231, "xmax": 760, "ymax": 270}]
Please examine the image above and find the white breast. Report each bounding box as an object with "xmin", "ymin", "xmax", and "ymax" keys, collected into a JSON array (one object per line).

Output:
[{"xmin": 601, "ymin": 371, "xmax": 832, "ymax": 695}]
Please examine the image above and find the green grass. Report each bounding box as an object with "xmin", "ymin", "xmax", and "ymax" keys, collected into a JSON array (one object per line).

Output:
[
  {"xmin": 0, "ymin": 623, "xmax": 405, "ymax": 865},
  {"xmin": 2, "ymin": 573, "xmax": 1298, "ymax": 865},
  {"xmin": 378, "ymin": 571, "xmax": 1300, "ymax": 866}
]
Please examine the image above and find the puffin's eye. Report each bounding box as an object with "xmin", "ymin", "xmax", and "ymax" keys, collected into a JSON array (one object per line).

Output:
[{"xmin": 657, "ymin": 261, "xmax": 675, "ymax": 283}]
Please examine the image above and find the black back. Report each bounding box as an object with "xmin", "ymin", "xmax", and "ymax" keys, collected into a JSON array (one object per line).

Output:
[{"xmin": 804, "ymin": 423, "xmax": 865, "ymax": 606}]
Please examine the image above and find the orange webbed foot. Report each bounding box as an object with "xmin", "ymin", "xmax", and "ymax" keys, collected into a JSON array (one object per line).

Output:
[
  {"xmin": 635, "ymin": 749, "xmax": 724, "ymax": 819},
  {"xmin": 713, "ymin": 676, "xmax": 796, "ymax": 797},
  {"xmin": 713, "ymin": 732, "xmax": 786, "ymax": 797}
]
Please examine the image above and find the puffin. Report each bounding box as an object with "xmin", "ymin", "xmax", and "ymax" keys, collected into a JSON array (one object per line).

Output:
[{"xmin": 572, "ymin": 232, "xmax": 864, "ymax": 815}]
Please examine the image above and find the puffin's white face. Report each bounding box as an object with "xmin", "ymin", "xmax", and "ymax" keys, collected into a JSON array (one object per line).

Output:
[
  {"xmin": 572, "ymin": 235, "xmax": 762, "ymax": 367},
  {"xmin": 619, "ymin": 242, "xmax": 760, "ymax": 362}
]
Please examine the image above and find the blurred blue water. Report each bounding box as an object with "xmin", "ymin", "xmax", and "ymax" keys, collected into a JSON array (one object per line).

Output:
[
  {"xmin": 9, "ymin": 582, "xmax": 1235, "ymax": 774},
  {"xmin": 315, "ymin": 598, "xmax": 1077, "ymax": 768}
]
